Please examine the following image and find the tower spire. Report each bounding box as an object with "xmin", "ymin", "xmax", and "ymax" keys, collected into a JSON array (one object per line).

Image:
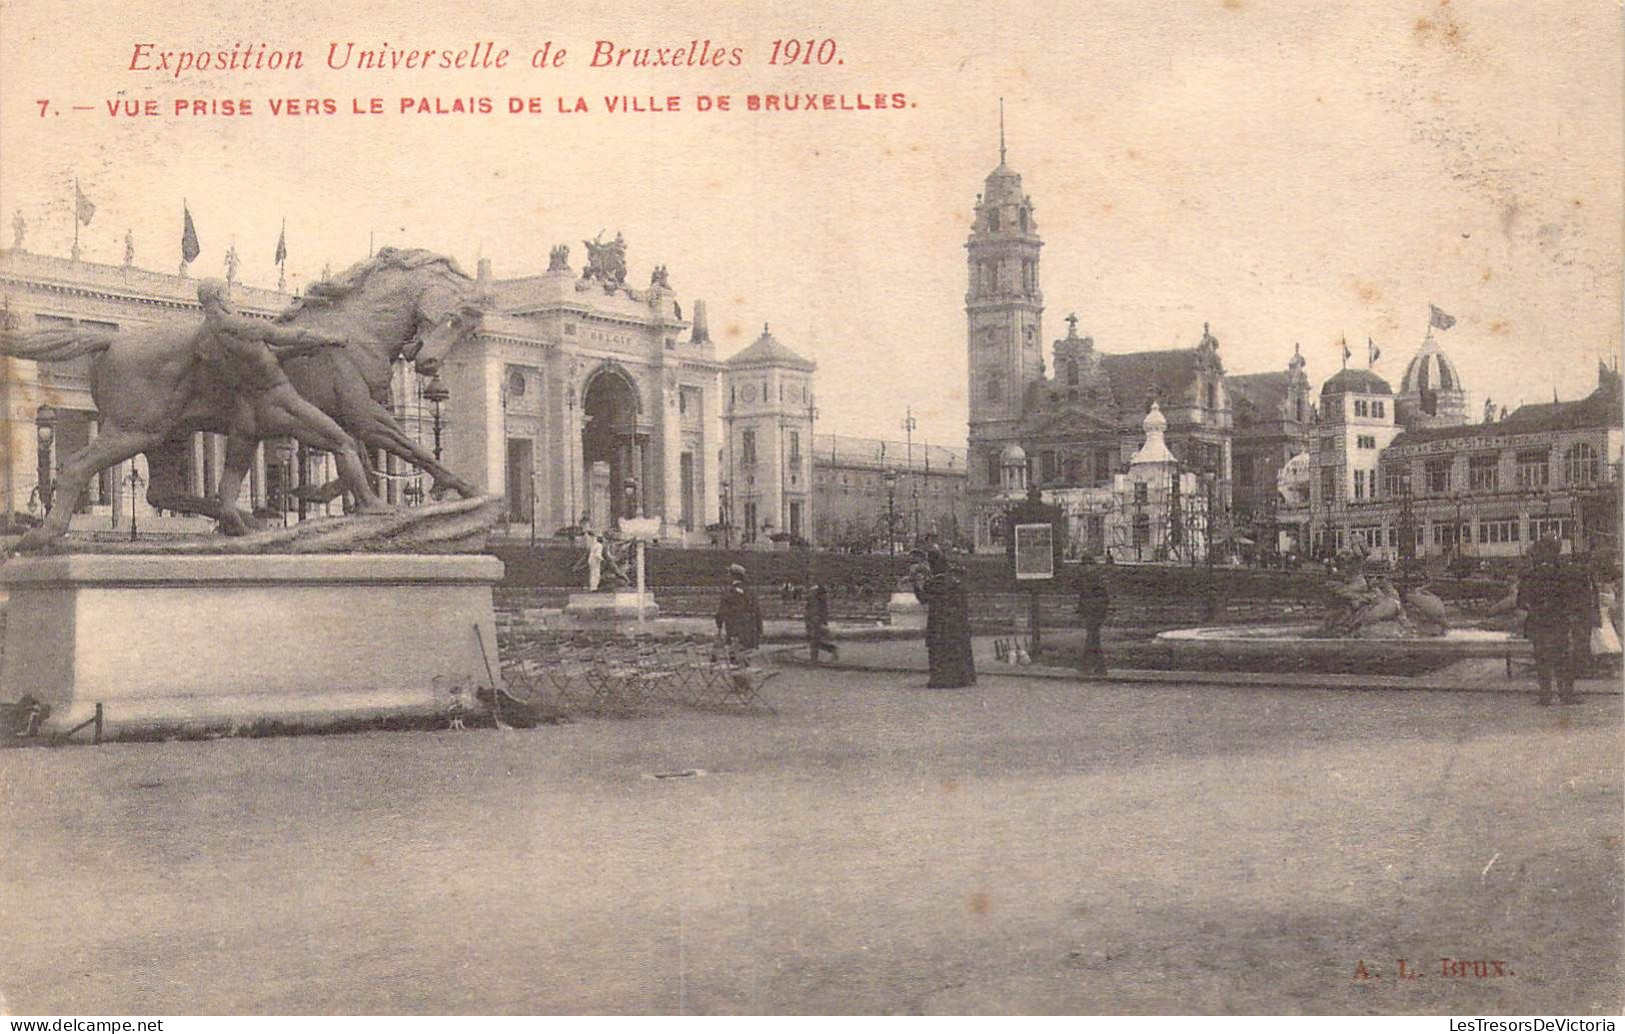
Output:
[{"xmin": 999, "ymin": 98, "xmax": 1006, "ymax": 166}]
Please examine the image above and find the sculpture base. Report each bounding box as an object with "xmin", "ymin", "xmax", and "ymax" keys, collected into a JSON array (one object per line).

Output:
[
  {"xmin": 0, "ymin": 553, "xmax": 504, "ymax": 738},
  {"xmin": 887, "ymin": 591, "xmax": 927, "ymax": 631},
  {"xmin": 560, "ymin": 591, "xmax": 661, "ymax": 626}
]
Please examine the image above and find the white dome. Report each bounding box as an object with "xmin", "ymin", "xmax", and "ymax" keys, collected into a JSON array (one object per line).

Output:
[{"xmin": 1000, "ymin": 443, "xmax": 1027, "ymax": 464}]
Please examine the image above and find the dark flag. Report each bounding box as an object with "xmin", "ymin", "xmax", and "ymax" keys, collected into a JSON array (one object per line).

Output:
[
  {"xmin": 181, "ymin": 203, "xmax": 200, "ymax": 263},
  {"xmin": 1368, "ymin": 337, "xmax": 1381, "ymax": 366},
  {"xmin": 1429, "ymin": 304, "xmax": 1456, "ymax": 331},
  {"xmin": 74, "ymin": 181, "xmax": 96, "ymax": 225},
  {"xmin": 274, "ymin": 219, "xmax": 287, "ymax": 266}
]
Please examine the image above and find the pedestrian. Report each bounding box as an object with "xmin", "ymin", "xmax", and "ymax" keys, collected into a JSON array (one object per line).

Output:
[
  {"xmin": 1516, "ymin": 537, "xmax": 1595, "ymax": 705},
  {"xmin": 805, "ymin": 582, "xmax": 838, "ymax": 663},
  {"xmin": 716, "ymin": 562, "xmax": 764, "ymax": 652},
  {"xmin": 1074, "ymin": 554, "xmax": 1111, "ymax": 677},
  {"xmin": 916, "ymin": 545, "xmax": 976, "ymax": 688}
]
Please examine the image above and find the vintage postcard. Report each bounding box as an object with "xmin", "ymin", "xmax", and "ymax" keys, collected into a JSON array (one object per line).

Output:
[{"xmin": 1, "ymin": 0, "xmax": 1621, "ymax": 1019}]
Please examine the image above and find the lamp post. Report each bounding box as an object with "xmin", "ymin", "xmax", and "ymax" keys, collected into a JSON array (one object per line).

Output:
[
  {"xmin": 883, "ymin": 468, "xmax": 899, "ymax": 555},
  {"xmin": 719, "ymin": 478, "xmax": 732, "ymax": 549},
  {"xmin": 806, "ymin": 399, "xmax": 819, "ymax": 548},
  {"xmin": 35, "ymin": 404, "xmax": 57, "ymax": 513},
  {"xmin": 902, "ymin": 407, "xmax": 918, "ymax": 542},
  {"xmin": 271, "ymin": 439, "xmax": 295, "ymax": 528},
  {"xmin": 422, "ymin": 373, "xmax": 449, "ymax": 462},
  {"xmin": 125, "ymin": 462, "xmax": 145, "ymax": 542}
]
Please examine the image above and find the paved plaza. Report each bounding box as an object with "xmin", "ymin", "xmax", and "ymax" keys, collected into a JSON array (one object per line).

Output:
[{"xmin": 3, "ymin": 665, "xmax": 1620, "ymax": 1015}]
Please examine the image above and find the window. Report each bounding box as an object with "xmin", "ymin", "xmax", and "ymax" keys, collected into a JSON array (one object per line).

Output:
[
  {"xmin": 741, "ymin": 430, "xmax": 757, "ymax": 466},
  {"xmin": 1383, "ymin": 466, "xmax": 1409, "ymax": 498},
  {"xmin": 1357, "ymin": 435, "xmax": 1376, "ymax": 450},
  {"xmin": 1206, "ymin": 381, "xmax": 1217, "ymax": 410},
  {"xmin": 1040, "ymin": 450, "xmax": 1058, "ymax": 484},
  {"xmin": 1133, "ymin": 514, "xmax": 1150, "ymax": 547},
  {"xmin": 1529, "ymin": 517, "xmax": 1571, "ymax": 542},
  {"xmin": 1373, "ymin": 400, "xmax": 1385, "ymax": 418},
  {"xmin": 986, "ymin": 452, "xmax": 1000, "ymax": 486},
  {"xmin": 1066, "ymin": 359, "xmax": 1079, "ymax": 386},
  {"xmin": 986, "ymin": 374, "xmax": 1002, "ymax": 403},
  {"xmin": 1516, "ymin": 449, "xmax": 1550, "ymax": 489},
  {"xmin": 1354, "ymin": 400, "xmax": 1368, "ymax": 417},
  {"xmin": 1134, "ymin": 482, "xmax": 1148, "ymax": 504},
  {"xmin": 1319, "ymin": 435, "xmax": 1338, "ymax": 456},
  {"xmin": 1353, "ymin": 469, "xmax": 1368, "ymax": 500},
  {"xmin": 1096, "ymin": 450, "xmax": 1116, "ymax": 485},
  {"xmin": 1565, "ymin": 443, "xmax": 1599, "ymax": 485},
  {"xmin": 1320, "ymin": 466, "xmax": 1338, "ymax": 504},
  {"xmin": 1236, "ymin": 456, "xmax": 1254, "ymax": 488},
  {"xmin": 788, "ymin": 432, "xmax": 801, "ymax": 467},
  {"xmin": 1019, "ymin": 207, "xmax": 1029, "ymax": 232},
  {"xmin": 1295, "ymin": 399, "xmax": 1306, "ymax": 423},
  {"xmin": 743, "ymin": 501, "xmax": 758, "ymax": 542},
  {"xmin": 1425, "ymin": 458, "xmax": 1451, "ymax": 494},
  {"xmin": 987, "ymin": 209, "xmax": 1000, "ymax": 232},
  {"xmin": 1478, "ymin": 519, "xmax": 1519, "ymax": 544},
  {"xmin": 1469, "ymin": 455, "xmax": 1499, "ymax": 492}
]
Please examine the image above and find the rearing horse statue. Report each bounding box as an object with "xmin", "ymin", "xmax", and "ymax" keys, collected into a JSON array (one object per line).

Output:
[{"xmin": 2, "ymin": 247, "xmax": 486, "ymax": 552}]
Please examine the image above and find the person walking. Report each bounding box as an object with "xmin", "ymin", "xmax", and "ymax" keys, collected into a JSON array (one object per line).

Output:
[
  {"xmin": 1516, "ymin": 537, "xmax": 1595, "ymax": 705},
  {"xmin": 804, "ymin": 582, "xmax": 839, "ymax": 663},
  {"xmin": 716, "ymin": 563, "xmax": 764, "ymax": 652},
  {"xmin": 1074, "ymin": 554, "xmax": 1111, "ymax": 677}
]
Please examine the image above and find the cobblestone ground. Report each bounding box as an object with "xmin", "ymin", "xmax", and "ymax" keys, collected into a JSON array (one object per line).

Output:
[{"xmin": 2, "ymin": 668, "xmax": 1619, "ymax": 1015}]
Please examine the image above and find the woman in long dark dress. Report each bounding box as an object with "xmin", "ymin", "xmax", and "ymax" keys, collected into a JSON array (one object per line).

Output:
[{"xmin": 917, "ymin": 547, "xmax": 976, "ymax": 688}]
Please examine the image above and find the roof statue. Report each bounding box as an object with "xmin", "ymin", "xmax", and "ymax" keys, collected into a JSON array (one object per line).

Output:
[
  {"xmin": 547, "ymin": 243, "xmax": 571, "ymax": 273},
  {"xmin": 582, "ymin": 231, "xmax": 627, "ymax": 290}
]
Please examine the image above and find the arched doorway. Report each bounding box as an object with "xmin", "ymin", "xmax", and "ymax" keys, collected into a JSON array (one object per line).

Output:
[{"xmin": 580, "ymin": 365, "xmax": 643, "ymax": 529}]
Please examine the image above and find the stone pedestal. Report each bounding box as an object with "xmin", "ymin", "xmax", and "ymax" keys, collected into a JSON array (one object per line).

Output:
[
  {"xmin": 887, "ymin": 590, "xmax": 927, "ymax": 631},
  {"xmin": 0, "ymin": 553, "xmax": 504, "ymax": 738},
  {"xmin": 560, "ymin": 590, "xmax": 661, "ymax": 627}
]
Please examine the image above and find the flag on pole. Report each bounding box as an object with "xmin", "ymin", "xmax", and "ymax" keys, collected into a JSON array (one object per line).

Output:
[
  {"xmin": 74, "ymin": 181, "xmax": 95, "ymax": 225},
  {"xmin": 1340, "ymin": 337, "xmax": 1352, "ymax": 366},
  {"xmin": 1368, "ymin": 338, "xmax": 1381, "ymax": 366},
  {"xmin": 181, "ymin": 203, "xmax": 200, "ymax": 263},
  {"xmin": 1429, "ymin": 304, "xmax": 1456, "ymax": 331},
  {"xmin": 274, "ymin": 219, "xmax": 287, "ymax": 266}
]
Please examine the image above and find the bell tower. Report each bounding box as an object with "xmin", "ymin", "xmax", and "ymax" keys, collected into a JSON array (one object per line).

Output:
[{"xmin": 966, "ymin": 103, "xmax": 1043, "ymax": 493}]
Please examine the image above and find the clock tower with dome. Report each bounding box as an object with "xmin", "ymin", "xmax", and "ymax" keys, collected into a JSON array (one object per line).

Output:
[
  {"xmin": 722, "ymin": 324, "xmax": 818, "ymax": 545},
  {"xmin": 966, "ymin": 109, "xmax": 1045, "ymax": 514}
]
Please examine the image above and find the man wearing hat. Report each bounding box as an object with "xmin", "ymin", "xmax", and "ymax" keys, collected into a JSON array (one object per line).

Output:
[
  {"xmin": 716, "ymin": 563, "xmax": 764, "ymax": 650},
  {"xmin": 1517, "ymin": 535, "xmax": 1596, "ymax": 705}
]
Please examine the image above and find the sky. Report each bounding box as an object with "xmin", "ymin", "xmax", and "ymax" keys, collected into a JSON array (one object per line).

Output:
[{"xmin": 2, "ymin": 0, "xmax": 1620, "ymax": 447}]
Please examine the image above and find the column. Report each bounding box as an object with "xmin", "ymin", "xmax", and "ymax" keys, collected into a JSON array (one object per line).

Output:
[{"xmin": 662, "ymin": 390, "xmax": 683, "ymax": 531}]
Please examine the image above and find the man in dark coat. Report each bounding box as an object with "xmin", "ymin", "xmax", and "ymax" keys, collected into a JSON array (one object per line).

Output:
[
  {"xmin": 1517, "ymin": 537, "xmax": 1596, "ymax": 705},
  {"xmin": 716, "ymin": 563, "xmax": 764, "ymax": 650},
  {"xmin": 805, "ymin": 583, "xmax": 838, "ymax": 663},
  {"xmin": 1074, "ymin": 555, "xmax": 1111, "ymax": 677}
]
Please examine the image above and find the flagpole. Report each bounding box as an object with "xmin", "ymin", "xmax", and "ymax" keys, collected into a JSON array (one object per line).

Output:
[{"xmin": 71, "ymin": 179, "xmax": 80, "ymax": 262}]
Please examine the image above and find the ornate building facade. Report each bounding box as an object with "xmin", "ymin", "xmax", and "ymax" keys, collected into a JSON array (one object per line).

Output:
[
  {"xmin": 964, "ymin": 144, "xmax": 1234, "ymax": 556},
  {"xmin": 960, "ymin": 137, "xmax": 1619, "ymax": 564},
  {"xmin": 1, "ymin": 235, "xmax": 809, "ymax": 545}
]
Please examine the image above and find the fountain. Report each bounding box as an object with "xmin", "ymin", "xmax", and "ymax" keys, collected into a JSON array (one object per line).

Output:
[{"xmin": 1155, "ymin": 554, "xmax": 1529, "ymax": 674}]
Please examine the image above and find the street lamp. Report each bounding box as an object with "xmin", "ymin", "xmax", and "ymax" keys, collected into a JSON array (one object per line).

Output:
[
  {"xmin": 270, "ymin": 439, "xmax": 296, "ymax": 528},
  {"xmin": 719, "ymin": 478, "xmax": 732, "ymax": 549},
  {"xmin": 35, "ymin": 404, "xmax": 57, "ymax": 512},
  {"xmin": 125, "ymin": 462, "xmax": 145, "ymax": 542},
  {"xmin": 883, "ymin": 468, "xmax": 899, "ymax": 556},
  {"xmin": 422, "ymin": 372, "xmax": 450, "ymax": 463},
  {"xmin": 902, "ymin": 407, "xmax": 918, "ymax": 542}
]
